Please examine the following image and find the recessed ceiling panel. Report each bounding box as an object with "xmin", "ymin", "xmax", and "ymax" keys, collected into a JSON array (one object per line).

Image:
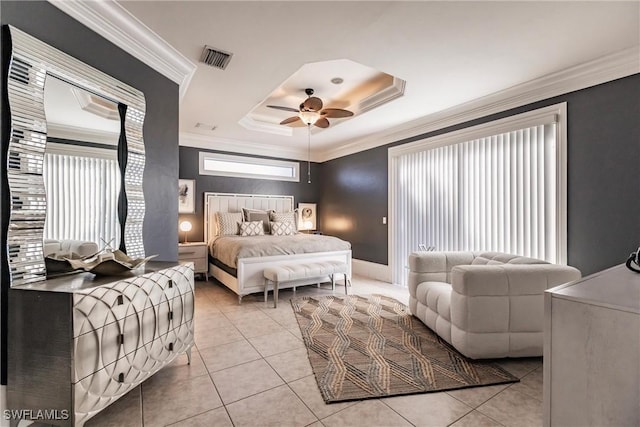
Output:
[{"xmin": 240, "ymin": 59, "xmax": 405, "ymax": 135}]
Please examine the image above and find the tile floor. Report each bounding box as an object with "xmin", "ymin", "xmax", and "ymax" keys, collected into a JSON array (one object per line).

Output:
[{"xmin": 86, "ymin": 276, "xmax": 544, "ymax": 427}]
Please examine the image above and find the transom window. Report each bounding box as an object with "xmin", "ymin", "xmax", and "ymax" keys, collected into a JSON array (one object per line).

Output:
[{"xmin": 199, "ymin": 152, "xmax": 299, "ymax": 182}]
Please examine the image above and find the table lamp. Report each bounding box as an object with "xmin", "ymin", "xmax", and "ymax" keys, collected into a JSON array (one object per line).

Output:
[
  {"xmin": 303, "ymin": 220, "xmax": 313, "ymax": 232},
  {"xmin": 179, "ymin": 220, "xmax": 192, "ymax": 243}
]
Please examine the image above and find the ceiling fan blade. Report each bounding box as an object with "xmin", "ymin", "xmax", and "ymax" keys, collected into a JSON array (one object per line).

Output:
[
  {"xmin": 267, "ymin": 105, "xmax": 300, "ymax": 113},
  {"xmin": 280, "ymin": 116, "xmax": 306, "ymax": 127},
  {"xmin": 314, "ymin": 117, "xmax": 330, "ymax": 128},
  {"xmin": 321, "ymin": 108, "xmax": 354, "ymax": 118},
  {"xmin": 302, "ymin": 96, "xmax": 323, "ymax": 112}
]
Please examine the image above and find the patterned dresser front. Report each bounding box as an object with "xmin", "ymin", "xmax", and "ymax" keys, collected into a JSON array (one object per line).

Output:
[{"xmin": 7, "ymin": 262, "xmax": 195, "ymax": 426}]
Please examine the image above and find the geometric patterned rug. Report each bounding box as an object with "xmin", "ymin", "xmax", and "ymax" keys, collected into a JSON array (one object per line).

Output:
[{"xmin": 291, "ymin": 294, "xmax": 519, "ymax": 403}]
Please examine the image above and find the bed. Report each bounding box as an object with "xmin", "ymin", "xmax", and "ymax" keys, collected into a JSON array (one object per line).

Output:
[{"xmin": 204, "ymin": 192, "xmax": 352, "ymax": 302}]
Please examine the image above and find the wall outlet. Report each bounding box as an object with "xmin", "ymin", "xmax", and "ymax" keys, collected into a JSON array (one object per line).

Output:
[{"xmin": 382, "ymin": 216, "xmax": 387, "ymax": 225}]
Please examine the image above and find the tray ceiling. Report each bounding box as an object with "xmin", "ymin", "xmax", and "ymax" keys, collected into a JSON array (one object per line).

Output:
[{"xmin": 109, "ymin": 1, "xmax": 639, "ymax": 161}]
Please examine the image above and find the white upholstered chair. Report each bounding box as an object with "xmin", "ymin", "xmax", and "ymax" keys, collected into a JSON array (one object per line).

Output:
[
  {"xmin": 44, "ymin": 239, "xmax": 99, "ymax": 257},
  {"xmin": 408, "ymin": 251, "xmax": 581, "ymax": 359}
]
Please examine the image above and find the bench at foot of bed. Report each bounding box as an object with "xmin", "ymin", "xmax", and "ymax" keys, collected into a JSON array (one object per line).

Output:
[{"xmin": 263, "ymin": 261, "xmax": 351, "ymax": 308}]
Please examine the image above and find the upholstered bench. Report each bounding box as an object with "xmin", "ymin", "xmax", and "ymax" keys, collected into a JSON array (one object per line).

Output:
[{"xmin": 263, "ymin": 261, "xmax": 351, "ymax": 308}]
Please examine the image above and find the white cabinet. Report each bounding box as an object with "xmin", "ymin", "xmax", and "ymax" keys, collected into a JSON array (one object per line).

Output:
[
  {"xmin": 7, "ymin": 262, "xmax": 195, "ymax": 426},
  {"xmin": 179, "ymin": 242, "xmax": 208, "ymax": 280},
  {"xmin": 544, "ymin": 265, "xmax": 640, "ymax": 427}
]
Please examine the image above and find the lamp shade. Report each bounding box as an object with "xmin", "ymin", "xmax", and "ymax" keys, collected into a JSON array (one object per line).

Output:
[
  {"xmin": 299, "ymin": 111, "xmax": 320, "ymax": 125},
  {"xmin": 179, "ymin": 220, "xmax": 192, "ymax": 232}
]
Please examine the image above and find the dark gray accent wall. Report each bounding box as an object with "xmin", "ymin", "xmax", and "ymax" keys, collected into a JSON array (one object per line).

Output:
[
  {"xmin": 0, "ymin": 1, "xmax": 179, "ymax": 384},
  {"xmin": 178, "ymin": 146, "xmax": 321, "ymax": 242},
  {"xmin": 319, "ymin": 148, "xmax": 389, "ymax": 264},
  {"xmin": 320, "ymin": 74, "xmax": 640, "ymax": 277}
]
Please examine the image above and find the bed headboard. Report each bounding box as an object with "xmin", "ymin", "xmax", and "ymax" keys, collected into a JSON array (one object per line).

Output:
[{"xmin": 204, "ymin": 192, "xmax": 294, "ymax": 242}]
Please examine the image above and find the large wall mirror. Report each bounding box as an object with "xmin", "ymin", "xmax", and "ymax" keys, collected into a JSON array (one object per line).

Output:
[{"xmin": 5, "ymin": 26, "xmax": 146, "ymax": 287}]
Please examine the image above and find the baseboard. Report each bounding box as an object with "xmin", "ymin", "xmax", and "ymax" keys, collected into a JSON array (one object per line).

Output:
[
  {"xmin": 352, "ymin": 259, "xmax": 392, "ymax": 283},
  {"xmin": 1, "ymin": 385, "xmax": 7, "ymax": 427},
  {"xmin": 0, "ymin": 386, "xmax": 32, "ymax": 427}
]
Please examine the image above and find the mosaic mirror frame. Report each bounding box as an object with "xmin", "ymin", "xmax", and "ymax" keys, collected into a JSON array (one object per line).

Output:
[{"xmin": 6, "ymin": 26, "xmax": 146, "ymax": 286}]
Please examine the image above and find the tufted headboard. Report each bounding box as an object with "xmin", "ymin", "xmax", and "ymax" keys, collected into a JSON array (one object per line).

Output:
[{"xmin": 204, "ymin": 192, "xmax": 294, "ymax": 243}]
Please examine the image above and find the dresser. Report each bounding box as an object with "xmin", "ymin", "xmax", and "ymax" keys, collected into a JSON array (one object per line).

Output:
[
  {"xmin": 543, "ymin": 264, "xmax": 640, "ymax": 426},
  {"xmin": 178, "ymin": 242, "xmax": 208, "ymax": 280},
  {"xmin": 7, "ymin": 262, "xmax": 195, "ymax": 426}
]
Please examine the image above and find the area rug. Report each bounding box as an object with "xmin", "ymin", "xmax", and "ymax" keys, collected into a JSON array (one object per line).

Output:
[{"xmin": 291, "ymin": 294, "xmax": 518, "ymax": 403}]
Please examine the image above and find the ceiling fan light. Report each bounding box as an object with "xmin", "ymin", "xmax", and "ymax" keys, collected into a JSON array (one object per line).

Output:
[{"xmin": 299, "ymin": 110, "xmax": 321, "ymax": 125}]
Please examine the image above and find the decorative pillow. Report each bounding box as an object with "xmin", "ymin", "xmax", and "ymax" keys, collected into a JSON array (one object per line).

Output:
[
  {"xmin": 240, "ymin": 221, "xmax": 265, "ymax": 237},
  {"xmin": 269, "ymin": 209, "xmax": 299, "ymax": 232},
  {"xmin": 270, "ymin": 221, "xmax": 296, "ymax": 236},
  {"xmin": 242, "ymin": 208, "xmax": 271, "ymax": 234},
  {"xmin": 215, "ymin": 212, "xmax": 243, "ymax": 236},
  {"xmin": 242, "ymin": 207, "xmax": 264, "ymax": 221}
]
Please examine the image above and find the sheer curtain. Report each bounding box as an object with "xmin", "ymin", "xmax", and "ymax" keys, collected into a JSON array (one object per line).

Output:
[
  {"xmin": 390, "ymin": 106, "xmax": 566, "ymax": 286},
  {"xmin": 43, "ymin": 150, "xmax": 121, "ymax": 248}
]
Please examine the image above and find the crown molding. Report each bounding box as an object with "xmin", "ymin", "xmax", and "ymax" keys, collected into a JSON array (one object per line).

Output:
[
  {"xmin": 179, "ymin": 132, "xmax": 320, "ymax": 163},
  {"xmin": 47, "ymin": 0, "xmax": 196, "ymax": 102},
  {"xmin": 238, "ymin": 116, "xmax": 293, "ymax": 137},
  {"xmin": 47, "ymin": 123, "xmax": 119, "ymax": 146},
  {"xmin": 317, "ymin": 46, "xmax": 640, "ymax": 162},
  {"xmin": 358, "ymin": 77, "xmax": 406, "ymax": 114}
]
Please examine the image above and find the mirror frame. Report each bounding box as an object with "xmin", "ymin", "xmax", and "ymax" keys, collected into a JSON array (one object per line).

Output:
[{"xmin": 6, "ymin": 26, "xmax": 146, "ymax": 287}]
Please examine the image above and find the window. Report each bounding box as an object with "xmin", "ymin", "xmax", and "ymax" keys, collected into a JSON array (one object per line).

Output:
[
  {"xmin": 43, "ymin": 144, "xmax": 121, "ymax": 248},
  {"xmin": 199, "ymin": 152, "xmax": 299, "ymax": 182},
  {"xmin": 389, "ymin": 104, "xmax": 567, "ymax": 286}
]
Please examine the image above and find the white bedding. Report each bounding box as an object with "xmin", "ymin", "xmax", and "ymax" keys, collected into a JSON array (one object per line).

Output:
[
  {"xmin": 209, "ymin": 234, "xmax": 351, "ymax": 269},
  {"xmin": 204, "ymin": 192, "xmax": 352, "ymax": 301}
]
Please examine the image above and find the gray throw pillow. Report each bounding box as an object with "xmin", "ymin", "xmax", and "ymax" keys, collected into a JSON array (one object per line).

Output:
[
  {"xmin": 242, "ymin": 208, "xmax": 271, "ymax": 233},
  {"xmin": 269, "ymin": 209, "xmax": 299, "ymax": 232},
  {"xmin": 270, "ymin": 221, "xmax": 296, "ymax": 236},
  {"xmin": 216, "ymin": 212, "xmax": 243, "ymax": 235},
  {"xmin": 239, "ymin": 221, "xmax": 265, "ymax": 236}
]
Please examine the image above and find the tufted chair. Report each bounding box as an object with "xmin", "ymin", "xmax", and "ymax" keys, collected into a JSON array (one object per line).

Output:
[
  {"xmin": 44, "ymin": 239, "xmax": 99, "ymax": 258},
  {"xmin": 408, "ymin": 251, "xmax": 581, "ymax": 359}
]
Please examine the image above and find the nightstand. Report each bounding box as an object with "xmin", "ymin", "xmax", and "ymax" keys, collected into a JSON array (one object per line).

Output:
[{"xmin": 178, "ymin": 242, "xmax": 208, "ymax": 280}]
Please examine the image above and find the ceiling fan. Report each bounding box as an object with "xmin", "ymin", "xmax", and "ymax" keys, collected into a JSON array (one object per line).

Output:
[{"xmin": 267, "ymin": 88, "xmax": 354, "ymax": 128}]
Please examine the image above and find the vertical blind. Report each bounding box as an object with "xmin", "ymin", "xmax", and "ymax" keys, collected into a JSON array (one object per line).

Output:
[
  {"xmin": 43, "ymin": 152, "xmax": 121, "ymax": 248},
  {"xmin": 390, "ymin": 119, "xmax": 560, "ymax": 286}
]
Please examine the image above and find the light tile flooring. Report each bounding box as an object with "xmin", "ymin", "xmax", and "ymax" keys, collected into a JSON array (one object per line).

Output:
[{"xmin": 86, "ymin": 276, "xmax": 544, "ymax": 427}]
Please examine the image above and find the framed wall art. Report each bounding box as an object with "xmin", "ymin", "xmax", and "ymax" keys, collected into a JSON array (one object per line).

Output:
[
  {"xmin": 298, "ymin": 203, "xmax": 317, "ymax": 231},
  {"xmin": 178, "ymin": 179, "xmax": 195, "ymax": 213}
]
